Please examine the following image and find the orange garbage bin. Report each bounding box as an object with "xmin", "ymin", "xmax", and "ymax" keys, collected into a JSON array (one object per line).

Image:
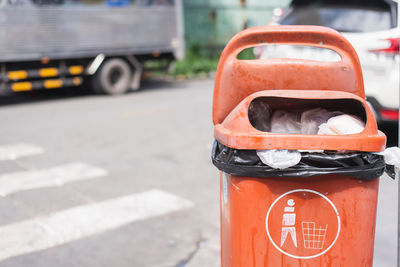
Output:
[{"xmin": 211, "ymin": 26, "xmax": 388, "ymax": 266}]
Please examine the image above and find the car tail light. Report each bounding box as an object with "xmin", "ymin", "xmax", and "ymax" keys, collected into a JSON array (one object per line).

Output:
[
  {"xmin": 380, "ymin": 108, "xmax": 399, "ymax": 121},
  {"xmin": 369, "ymin": 38, "xmax": 400, "ymax": 55}
]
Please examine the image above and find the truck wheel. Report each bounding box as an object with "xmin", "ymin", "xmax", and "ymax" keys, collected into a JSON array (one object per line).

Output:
[{"xmin": 92, "ymin": 58, "xmax": 132, "ymax": 95}]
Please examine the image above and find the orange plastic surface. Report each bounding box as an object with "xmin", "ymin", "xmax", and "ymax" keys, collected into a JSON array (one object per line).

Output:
[
  {"xmin": 215, "ymin": 89, "xmax": 386, "ymax": 151},
  {"xmin": 220, "ymin": 173, "xmax": 379, "ymax": 267},
  {"xmin": 212, "ymin": 25, "xmax": 386, "ymax": 152},
  {"xmin": 213, "ymin": 26, "xmax": 386, "ymax": 267}
]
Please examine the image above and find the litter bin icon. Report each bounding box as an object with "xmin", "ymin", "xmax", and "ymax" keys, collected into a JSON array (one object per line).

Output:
[
  {"xmin": 302, "ymin": 222, "xmax": 328, "ymax": 250},
  {"xmin": 211, "ymin": 26, "xmax": 387, "ymax": 266}
]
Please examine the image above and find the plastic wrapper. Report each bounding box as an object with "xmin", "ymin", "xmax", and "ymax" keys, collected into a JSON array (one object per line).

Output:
[
  {"xmin": 301, "ymin": 108, "xmax": 342, "ymax": 134},
  {"xmin": 270, "ymin": 110, "xmax": 301, "ymax": 134},
  {"xmin": 212, "ymin": 141, "xmax": 389, "ymax": 180},
  {"xmin": 375, "ymin": 147, "xmax": 400, "ymax": 179},
  {"xmin": 256, "ymin": 149, "xmax": 301, "ymax": 169},
  {"xmin": 318, "ymin": 114, "xmax": 365, "ymax": 135},
  {"xmin": 250, "ymin": 105, "xmax": 364, "ymax": 135}
]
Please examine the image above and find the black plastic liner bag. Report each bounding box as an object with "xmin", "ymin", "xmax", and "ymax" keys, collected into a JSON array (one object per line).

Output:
[{"xmin": 211, "ymin": 140, "xmax": 395, "ymax": 180}]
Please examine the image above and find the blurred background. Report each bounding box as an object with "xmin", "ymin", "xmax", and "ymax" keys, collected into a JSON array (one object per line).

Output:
[{"xmin": 0, "ymin": 0, "xmax": 398, "ymax": 266}]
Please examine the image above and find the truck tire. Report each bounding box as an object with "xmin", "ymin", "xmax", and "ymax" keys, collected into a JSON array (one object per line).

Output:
[{"xmin": 92, "ymin": 58, "xmax": 132, "ymax": 95}]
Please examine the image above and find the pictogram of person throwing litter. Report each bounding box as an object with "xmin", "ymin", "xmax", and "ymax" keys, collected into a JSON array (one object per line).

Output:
[
  {"xmin": 266, "ymin": 189, "xmax": 341, "ymax": 259},
  {"xmin": 280, "ymin": 199, "xmax": 297, "ymax": 247}
]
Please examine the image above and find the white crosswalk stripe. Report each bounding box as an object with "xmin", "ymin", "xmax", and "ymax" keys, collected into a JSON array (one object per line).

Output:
[
  {"xmin": 0, "ymin": 162, "xmax": 108, "ymax": 196},
  {"xmin": 0, "ymin": 143, "xmax": 44, "ymax": 161},
  {"xmin": 0, "ymin": 143, "xmax": 193, "ymax": 262},
  {"xmin": 0, "ymin": 189, "xmax": 193, "ymax": 262}
]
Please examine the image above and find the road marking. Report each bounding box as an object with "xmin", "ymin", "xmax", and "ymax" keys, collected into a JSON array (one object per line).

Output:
[
  {"xmin": 0, "ymin": 189, "xmax": 193, "ymax": 262},
  {"xmin": 0, "ymin": 162, "xmax": 107, "ymax": 196},
  {"xmin": 0, "ymin": 143, "xmax": 44, "ymax": 161}
]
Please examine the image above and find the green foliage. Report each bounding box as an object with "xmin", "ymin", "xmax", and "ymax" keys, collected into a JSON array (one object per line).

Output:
[
  {"xmin": 143, "ymin": 59, "xmax": 170, "ymax": 70},
  {"xmin": 172, "ymin": 44, "xmax": 220, "ymax": 78},
  {"xmin": 237, "ymin": 47, "xmax": 256, "ymax": 60},
  {"xmin": 144, "ymin": 44, "xmax": 257, "ymax": 79}
]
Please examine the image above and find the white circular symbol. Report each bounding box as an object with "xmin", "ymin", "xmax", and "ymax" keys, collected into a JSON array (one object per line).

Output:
[{"xmin": 265, "ymin": 189, "xmax": 341, "ymax": 259}]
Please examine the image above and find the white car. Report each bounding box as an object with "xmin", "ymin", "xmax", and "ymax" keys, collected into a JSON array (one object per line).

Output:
[{"xmin": 256, "ymin": 0, "xmax": 399, "ymax": 132}]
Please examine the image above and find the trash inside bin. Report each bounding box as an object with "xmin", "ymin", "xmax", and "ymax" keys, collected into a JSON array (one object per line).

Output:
[{"xmin": 248, "ymin": 97, "xmax": 366, "ymax": 135}]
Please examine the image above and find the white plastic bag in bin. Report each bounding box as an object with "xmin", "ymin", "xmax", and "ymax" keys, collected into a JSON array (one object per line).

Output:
[
  {"xmin": 301, "ymin": 108, "xmax": 342, "ymax": 134},
  {"xmin": 256, "ymin": 108, "xmax": 381, "ymax": 170},
  {"xmin": 270, "ymin": 110, "xmax": 301, "ymax": 134},
  {"xmin": 269, "ymin": 108, "xmax": 357, "ymax": 135},
  {"xmin": 256, "ymin": 150, "xmax": 301, "ymax": 169},
  {"xmin": 318, "ymin": 114, "xmax": 365, "ymax": 135},
  {"xmin": 376, "ymin": 147, "xmax": 400, "ymax": 179}
]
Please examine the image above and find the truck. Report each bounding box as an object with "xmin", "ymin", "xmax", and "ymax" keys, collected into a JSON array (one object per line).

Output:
[{"xmin": 0, "ymin": 0, "xmax": 184, "ymax": 95}]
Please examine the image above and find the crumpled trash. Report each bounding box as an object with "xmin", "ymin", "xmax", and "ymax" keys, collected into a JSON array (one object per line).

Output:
[
  {"xmin": 268, "ymin": 108, "xmax": 365, "ymax": 135},
  {"xmin": 270, "ymin": 110, "xmax": 302, "ymax": 134},
  {"xmin": 301, "ymin": 108, "xmax": 343, "ymax": 134},
  {"xmin": 256, "ymin": 108, "xmax": 367, "ymax": 169},
  {"xmin": 256, "ymin": 149, "xmax": 301, "ymax": 169},
  {"xmin": 318, "ymin": 114, "xmax": 365, "ymax": 135}
]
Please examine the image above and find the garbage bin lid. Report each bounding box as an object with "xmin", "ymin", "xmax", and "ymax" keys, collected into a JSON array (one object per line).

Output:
[{"xmin": 212, "ymin": 25, "xmax": 365, "ymax": 125}]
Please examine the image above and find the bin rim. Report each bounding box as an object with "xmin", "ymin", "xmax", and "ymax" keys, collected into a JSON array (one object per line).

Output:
[
  {"xmin": 212, "ymin": 140, "xmax": 386, "ymax": 180},
  {"xmin": 214, "ymin": 89, "xmax": 386, "ymax": 152}
]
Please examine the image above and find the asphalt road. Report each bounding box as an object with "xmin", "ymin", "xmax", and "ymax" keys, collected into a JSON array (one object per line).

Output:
[{"xmin": 0, "ymin": 79, "xmax": 397, "ymax": 267}]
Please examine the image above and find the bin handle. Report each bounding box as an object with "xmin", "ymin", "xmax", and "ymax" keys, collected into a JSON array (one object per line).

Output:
[
  {"xmin": 218, "ymin": 25, "xmax": 364, "ymax": 93},
  {"xmin": 213, "ymin": 25, "xmax": 366, "ymax": 125}
]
